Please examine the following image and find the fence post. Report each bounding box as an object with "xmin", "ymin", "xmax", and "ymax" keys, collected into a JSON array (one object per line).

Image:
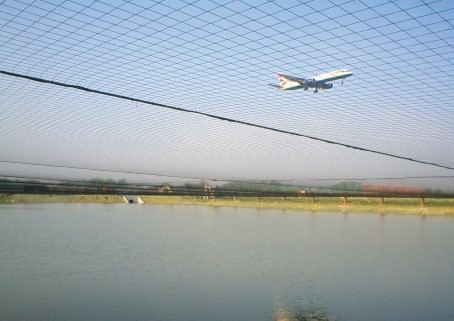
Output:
[
  {"xmin": 420, "ymin": 195, "xmax": 425, "ymax": 207},
  {"xmin": 342, "ymin": 196, "xmax": 348, "ymax": 204}
]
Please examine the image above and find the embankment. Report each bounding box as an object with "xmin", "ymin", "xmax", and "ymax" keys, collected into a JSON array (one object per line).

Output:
[{"xmin": 1, "ymin": 194, "xmax": 454, "ymax": 216}]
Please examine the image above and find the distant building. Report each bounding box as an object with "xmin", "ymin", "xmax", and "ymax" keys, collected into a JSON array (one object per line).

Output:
[{"xmin": 361, "ymin": 184, "xmax": 424, "ymax": 195}]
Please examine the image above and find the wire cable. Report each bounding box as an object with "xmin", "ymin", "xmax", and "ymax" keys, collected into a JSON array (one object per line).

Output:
[{"xmin": 1, "ymin": 69, "xmax": 453, "ymax": 171}]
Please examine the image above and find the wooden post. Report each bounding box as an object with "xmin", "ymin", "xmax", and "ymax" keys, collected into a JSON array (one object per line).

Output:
[
  {"xmin": 343, "ymin": 196, "xmax": 348, "ymax": 205},
  {"xmin": 380, "ymin": 195, "xmax": 384, "ymax": 205},
  {"xmin": 420, "ymin": 195, "xmax": 425, "ymax": 207}
]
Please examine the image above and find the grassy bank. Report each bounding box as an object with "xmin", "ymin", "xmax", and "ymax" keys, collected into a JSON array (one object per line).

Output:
[
  {"xmin": 0, "ymin": 194, "xmax": 123, "ymax": 204},
  {"xmin": 1, "ymin": 194, "xmax": 454, "ymax": 216},
  {"xmin": 140, "ymin": 196, "xmax": 454, "ymax": 216}
]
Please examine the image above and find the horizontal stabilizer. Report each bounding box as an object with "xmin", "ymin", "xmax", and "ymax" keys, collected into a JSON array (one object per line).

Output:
[{"xmin": 268, "ymin": 84, "xmax": 282, "ymax": 89}]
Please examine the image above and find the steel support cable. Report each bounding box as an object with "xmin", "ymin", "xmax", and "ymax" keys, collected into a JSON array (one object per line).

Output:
[
  {"xmin": 2, "ymin": 74, "xmax": 450, "ymax": 147},
  {"xmin": 0, "ymin": 0, "xmax": 446, "ymax": 94},
  {"xmin": 0, "ymin": 160, "xmax": 256, "ymax": 182},
  {"xmin": 1, "ymin": 69, "xmax": 454, "ymax": 171},
  {"xmin": 1, "ymin": 177, "xmax": 453, "ymax": 198},
  {"xmin": 0, "ymin": 176, "xmax": 320, "ymax": 196},
  {"xmin": 0, "ymin": 73, "xmax": 450, "ymax": 154},
  {"xmin": 102, "ymin": 1, "xmax": 443, "ymax": 88},
  {"xmin": 3, "ymin": 0, "xmax": 450, "ymax": 115},
  {"xmin": 59, "ymin": 6, "xmax": 450, "ymax": 135}
]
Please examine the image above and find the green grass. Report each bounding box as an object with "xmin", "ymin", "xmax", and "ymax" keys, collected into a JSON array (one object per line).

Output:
[
  {"xmin": 140, "ymin": 196, "xmax": 454, "ymax": 216},
  {"xmin": 1, "ymin": 194, "xmax": 454, "ymax": 216},
  {"xmin": 0, "ymin": 194, "xmax": 123, "ymax": 204}
]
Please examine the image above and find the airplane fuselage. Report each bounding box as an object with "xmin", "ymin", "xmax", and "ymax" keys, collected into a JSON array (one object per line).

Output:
[
  {"xmin": 273, "ymin": 69, "xmax": 352, "ymax": 92},
  {"xmin": 279, "ymin": 81, "xmax": 333, "ymax": 90}
]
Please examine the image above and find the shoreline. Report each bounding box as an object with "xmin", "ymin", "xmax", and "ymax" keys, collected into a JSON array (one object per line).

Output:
[{"xmin": 1, "ymin": 194, "xmax": 454, "ymax": 216}]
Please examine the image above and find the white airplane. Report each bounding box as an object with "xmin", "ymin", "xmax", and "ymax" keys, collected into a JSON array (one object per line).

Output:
[{"xmin": 270, "ymin": 69, "xmax": 353, "ymax": 93}]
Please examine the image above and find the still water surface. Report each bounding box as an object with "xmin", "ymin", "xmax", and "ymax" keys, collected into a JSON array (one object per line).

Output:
[{"xmin": 1, "ymin": 204, "xmax": 453, "ymax": 321}]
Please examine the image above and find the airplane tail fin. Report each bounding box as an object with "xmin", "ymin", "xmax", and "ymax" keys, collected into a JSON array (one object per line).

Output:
[
  {"xmin": 276, "ymin": 72, "xmax": 289, "ymax": 88},
  {"xmin": 276, "ymin": 72, "xmax": 288, "ymax": 80}
]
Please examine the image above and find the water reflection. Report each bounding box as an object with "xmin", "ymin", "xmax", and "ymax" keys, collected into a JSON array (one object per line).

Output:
[{"xmin": 274, "ymin": 305, "xmax": 338, "ymax": 321}]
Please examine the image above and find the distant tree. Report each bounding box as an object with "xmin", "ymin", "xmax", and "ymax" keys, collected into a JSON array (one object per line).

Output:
[
  {"xmin": 424, "ymin": 188, "xmax": 433, "ymax": 194},
  {"xmin": 220, "ymin": 181, "xmax": 299, "ymax": 193},
  {"xmin": 330, "ymin": 181, "xmax": 361, "ymax": 192},
  {"xmin": 159, "ymin": 183, "xmax": 172, "ymax": 193}
]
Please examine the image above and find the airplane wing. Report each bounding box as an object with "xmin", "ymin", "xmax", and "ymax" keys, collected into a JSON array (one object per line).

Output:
[{"xmin": 313, "ymin": 69, "xmax": 353, "ymax": 83}]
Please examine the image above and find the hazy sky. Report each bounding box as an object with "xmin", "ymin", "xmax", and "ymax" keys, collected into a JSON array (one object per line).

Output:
[{"xmin": 1, "ymin": 0, "xmax": 454, "ymax": 189}]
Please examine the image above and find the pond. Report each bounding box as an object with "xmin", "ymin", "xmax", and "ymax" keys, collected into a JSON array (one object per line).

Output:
[{"xmin": 0, "ymin": 203, "xmax": 453, "ymax": 321}]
